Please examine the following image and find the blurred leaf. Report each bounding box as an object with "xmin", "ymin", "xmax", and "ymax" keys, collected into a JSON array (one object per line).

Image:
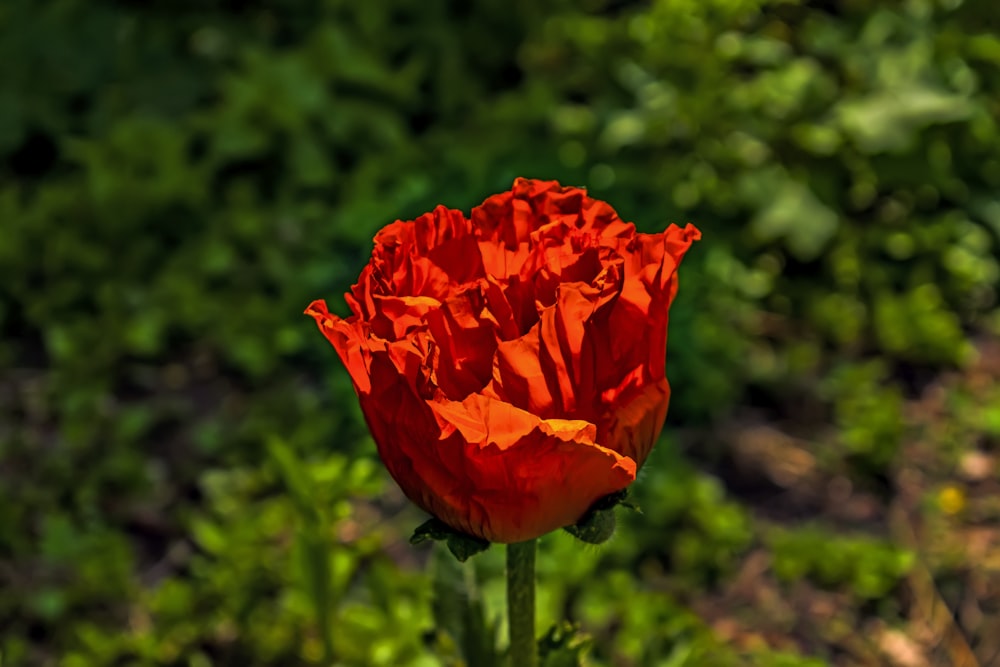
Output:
[
  {"xmin": 267, "ymin": 437, "xmax": 320, "ymax": 525},
  {"xmin": 430, "ymin": 546, "xmax": 500, "ymax": 667},
  {"xmin": 750, "ymin": 178, "xmax": 839, "ymax": 261},
  {"xmin": 538, "ymin": 622, "xmax": 592, "ymax": 667},
  {"xmin": 837, "ymin": 86, "xmax": 975, "ymax": 153}
]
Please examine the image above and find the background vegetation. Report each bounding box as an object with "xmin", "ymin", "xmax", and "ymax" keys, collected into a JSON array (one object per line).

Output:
[{"xmin": 3, "ymin": 0, "xmax": 1000, "ymax": 665}]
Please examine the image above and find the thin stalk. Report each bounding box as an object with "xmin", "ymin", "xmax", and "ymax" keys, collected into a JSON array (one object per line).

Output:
[{"xmin": 506, "ymin": 539, "xmax": 537, "ymax": 667}]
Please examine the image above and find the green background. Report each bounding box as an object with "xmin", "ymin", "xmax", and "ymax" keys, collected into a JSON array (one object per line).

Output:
[{"xmin": 3, "ymin": 0, "xmax": 1000, "ymax": 665}]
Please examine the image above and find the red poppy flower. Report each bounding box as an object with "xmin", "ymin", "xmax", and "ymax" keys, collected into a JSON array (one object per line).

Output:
[{"xmin": 307, "ymin": 178, "xmax": 699, "ymax": 543}]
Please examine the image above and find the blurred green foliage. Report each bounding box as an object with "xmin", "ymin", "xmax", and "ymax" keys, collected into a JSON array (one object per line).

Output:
[
  {"xmin": 2, "ymin": 0, "xmax": 999, "ymax": 665},
  {"xmin": 768, "ymin": 525, "xmax": 915, "ymax": 599}
]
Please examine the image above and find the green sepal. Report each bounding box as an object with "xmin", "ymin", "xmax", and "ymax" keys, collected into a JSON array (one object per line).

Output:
[
  {"xmin": 562, "ymin": 489, "xmax": 639, "ymax": 544},
  {"xmin": 410, "ymin": 518, "xmax": 491, "ymax": 562},
  {"xmin": 538, "ymin": 622, "xmax": 593, "ymax": 667},
  {"xmin": 563, "ymin": 506, "xmax": 616, "ymax": 544},
  {"xmin": 593, "ymin": 488, "xmax": 640, "ymax": 513}
]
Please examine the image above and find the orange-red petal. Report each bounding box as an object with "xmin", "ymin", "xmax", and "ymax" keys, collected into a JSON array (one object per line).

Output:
[{"xmin": 429, "ymin": 394, "xmax": 636, "ymax": 542}]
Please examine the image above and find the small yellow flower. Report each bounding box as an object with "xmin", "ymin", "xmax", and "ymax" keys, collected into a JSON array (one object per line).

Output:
[{"xmin": 938, "ymin": 485, "xmax": 966, "ymax": 515}]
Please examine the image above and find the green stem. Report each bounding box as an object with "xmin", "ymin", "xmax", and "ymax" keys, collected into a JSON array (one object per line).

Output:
[{"xmin": 506, "ymin": 539, "xmax": 537, "ymax": 667}]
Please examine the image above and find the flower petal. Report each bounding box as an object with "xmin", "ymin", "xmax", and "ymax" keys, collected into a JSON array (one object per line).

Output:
[
  {"xmin": 305, "ymin": 299, "xmax": 373, "ymax": 393},
  {"xmin": 429, "ymin": 394, "xmax": 636, "ymax": 543},
  {"xmin": 424, "ymin": 285, "xmax": 498, "ymax": 399},
  {"xmin": 487, "ymin": 254, "xmax": 622, "ymax": 418},
  {"xmin": 353, "ymin": 206, "xmax": 484, "ymax": 309},
  {"xmin": 597, "ymin": 376, "xmax": 671, "ymax": 467}
]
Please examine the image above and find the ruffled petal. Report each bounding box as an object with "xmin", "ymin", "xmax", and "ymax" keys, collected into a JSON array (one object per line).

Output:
[
  {"xmin": 429, "ymin": 394, "xmax": 636, "ymax": 543},
  {"xmin": 487, "ymin": 253, "xmax": 623, "ymax": 418},
  {"xmin": 353, "ymin": 206, "xmax": 484, "ymax": 308},
  {"xmin": 354, "ymin": 346, "xmax": 468, "ymax": 526},
  {"xmin": 489, "ymin": 328, "xmax": 556, "ymax": 417},
  {"xmin": 596, "ymin": 376, "xmax": 671, "ymax": 467},
  {"xmin": 424, "ymin": 284, "xmax": 499, "ymax": 399},
  {"xmin": 369, "ymin": 295, "xmax": 439, "ymax": 341},
  {"xmin": 305, "ymin": 300, "xmax": 374, "ymax": 393},
  {"xmin": 608, "ymin": 223, "xmax": 701, "ymax": 382}
]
